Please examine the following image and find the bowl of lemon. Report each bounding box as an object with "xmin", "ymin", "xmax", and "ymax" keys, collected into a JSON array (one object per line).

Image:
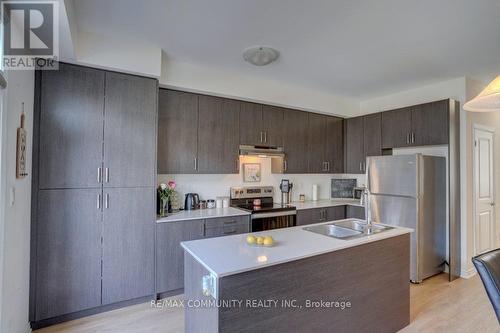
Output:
[{"xmin": 246, "ymin": 235, "xmax": 275, "ymax": 247}]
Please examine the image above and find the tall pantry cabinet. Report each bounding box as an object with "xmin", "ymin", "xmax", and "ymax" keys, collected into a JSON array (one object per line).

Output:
[{"xmin": 30, "ymin": 63, "xmax": 157, "ymax": 326}]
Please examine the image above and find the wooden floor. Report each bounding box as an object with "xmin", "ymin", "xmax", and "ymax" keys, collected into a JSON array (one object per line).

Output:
[{"xmin": 35, "ymin": 274, "xmax": 499, "ymax": 333}]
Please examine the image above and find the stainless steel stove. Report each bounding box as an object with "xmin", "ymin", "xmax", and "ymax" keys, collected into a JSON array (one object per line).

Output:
[{"xmin": 230, "ymin": 186, "xmax": 296, "ymax": 232}]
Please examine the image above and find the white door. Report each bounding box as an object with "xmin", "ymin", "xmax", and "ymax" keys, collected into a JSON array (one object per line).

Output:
[{"xmin": 473, "ymin": 126, "xmax": 496, "ymax": 255}]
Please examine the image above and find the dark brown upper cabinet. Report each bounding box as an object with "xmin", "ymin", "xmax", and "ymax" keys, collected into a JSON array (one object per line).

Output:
[
  {"xmin": 381, "ymin": 107, "xmax": 412, "ymax": 149},
  {"xmin": 307, "ymin": 113, "xmax": 344, "ymax": 173},
  {"xmin": 157, "ymin": 90, "xmax": 199, "ymax": 174},
  {"xmin": 345, "ymin": 116, "xmax": 365, "ymax": 174},
  {"xmin": 411, "ymin": 100, "xmax": 449, "ymax": 146},
  {"xmin": 38, "ymin": 63, "xmax": 105, "ymax": 189},
  {"xmin": 283, "ymin": 109, "xmax": 309, "ymax": 173},
  {"xmin": 239, "ymin": 102, "xmax": 284, "ymax": 147},
  {"xmin": 197, "ymin": 96, "xmax": 240, "ymax": 174},
  {"xmin": 382, "ymin": 100, "xmax": 449, "ymax": 148},
  {"xmin": 363, "ymin": 113, "xmax": 382, "ymax": 158},
  {"xmin": 345, "ymin": 114, "xmax": 381, "ymax": 174}
]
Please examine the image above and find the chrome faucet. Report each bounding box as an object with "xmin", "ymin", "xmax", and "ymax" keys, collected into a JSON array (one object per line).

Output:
[{"xmin": 360, "ymin": 188, "xmax": 372, "ymax": 227}]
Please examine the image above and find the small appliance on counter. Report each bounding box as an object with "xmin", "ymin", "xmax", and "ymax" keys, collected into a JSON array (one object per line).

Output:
[
  {"xmin": 279, "ymin": 179, "xmax": 293, "ymax": 205},
  {"xmin": 207, "ymin": 199, "xmax": 216, "ymax": 209},
  {"xmin": 184, "ymin": 193, "xmax": 200, "ymax": 210}
]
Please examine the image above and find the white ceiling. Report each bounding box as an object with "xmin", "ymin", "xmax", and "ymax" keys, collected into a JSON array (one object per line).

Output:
[{"xmin": 71, "ymin": 0, "xmax": 500, "ymax": 99}]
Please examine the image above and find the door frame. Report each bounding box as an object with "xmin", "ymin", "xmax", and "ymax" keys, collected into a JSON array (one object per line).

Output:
[{"xmin": 472, "ymin": 123, "xmax": 496, "ymax": 255}]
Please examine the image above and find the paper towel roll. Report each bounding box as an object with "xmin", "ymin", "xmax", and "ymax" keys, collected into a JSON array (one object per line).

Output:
[{"xmin": 312, "ymin": 184, "xmax": 318, "ymax": 201}]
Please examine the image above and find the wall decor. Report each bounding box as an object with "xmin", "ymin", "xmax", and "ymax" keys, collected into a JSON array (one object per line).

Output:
[
  {"xmin": 243, "ymin": 163, "xmax": 261, "ymax": 182},
  {"xmin": 16, "ymin": 105, "xmax": 28, "ymax": 179}
]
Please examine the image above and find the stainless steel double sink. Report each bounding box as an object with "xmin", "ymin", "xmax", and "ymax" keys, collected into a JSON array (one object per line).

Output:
[{"xmin": 303, "ymin": 219, "xmax": 393, "ymax": 240}]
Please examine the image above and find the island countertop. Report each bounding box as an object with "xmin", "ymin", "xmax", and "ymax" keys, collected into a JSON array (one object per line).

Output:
[{"xmin": 181, "ymin": 220, "xmax": 412, "ymax": 278}]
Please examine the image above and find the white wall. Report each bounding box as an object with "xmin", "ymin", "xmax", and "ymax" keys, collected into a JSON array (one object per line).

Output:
[
  {"xmin": 158, "ymin": 156, "xmax": 365, "ymax": 208},
  {"xmin": 0, "ymin": 68, "xmax": 34, "ymax": 333},
  {"xmin": 160, "ymin": 54, "xmax": 359, "ymax": 118}
]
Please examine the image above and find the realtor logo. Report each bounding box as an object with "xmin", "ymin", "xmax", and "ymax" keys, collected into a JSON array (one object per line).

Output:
[{"xmin": 1, "ymin": 1, "xmax": 59, "ymax": 69}]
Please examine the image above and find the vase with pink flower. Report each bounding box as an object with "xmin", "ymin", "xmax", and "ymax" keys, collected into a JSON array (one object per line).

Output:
[{"xmin": 157, "ymin": 181, "xmax": 176, "ymax": 216}]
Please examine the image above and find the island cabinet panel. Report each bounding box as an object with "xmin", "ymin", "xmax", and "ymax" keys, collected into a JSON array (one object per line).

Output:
[
  {"xmin": 345, "ymin": 116, "xmax": 365, "ymax": 174},
  {"xmin": 183, "ymin": 233, "xmax": 410, "ymax": 333},
  {"xmin": 325, "ymin": 116, "xmax": 344, "ymax": 173},
  {"xmin": 156, "ymin": 219, "xmax": 205, "ymax": 294},
  {"xmin": 262, "ymin": 105, "xmax": 284, "ymax": 147},
  {"xmin": 411, "ymin": 100, "xmax": 449, "ymax": 146},
  {"xmin": 283, "ymin": 109, "xmax": 309, "ymax": 173},
  {"xmin": 346, "ymin": 205, "xmax": 365, "ymax": 219},
  {"xmin": 38, "ymin": 63, "xmax": 105, "ymax": 189},
  {"xmin": 157, "ymin": 89, "xmax": 198, "ymax": 173},
  {"xmin": 239, "ymin": 102, "xmax": 263, "ymax": 146},
  {"xmin": 197, "ymin": 96, "xmax": 240, "ymax": 174},
  {"xmin": 103, "ymin": 72, "xmax": 157, "ymax": 187},
  {"xmin": 34, "ymin": 189, "xmax": 102, "ymax": 321},
  {"xmin": 101, "ymin": 188, "xmax": 155, "ymax": 304},
  {"xmin": 381, "ymin": 107, "xmax": 412, "ymax": 148}
]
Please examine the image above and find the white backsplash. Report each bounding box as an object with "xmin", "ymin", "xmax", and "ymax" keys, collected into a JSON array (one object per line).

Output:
[{"xmin": 158, "ymin": 156, "xmax": 366, "ymax": 207}]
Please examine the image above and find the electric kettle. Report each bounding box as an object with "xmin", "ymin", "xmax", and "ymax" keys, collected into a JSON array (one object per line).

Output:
[{"xmin": 184, "ymin": 193, "xmax": 200, "ymax": 210}]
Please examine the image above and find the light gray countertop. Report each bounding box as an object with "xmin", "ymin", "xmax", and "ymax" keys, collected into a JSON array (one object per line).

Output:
[
  {"xmin": 156, "ymin": 207, "xmax": 250, "ymax": 223},
  {"xmin": 291, "ymin": 198, "xmax": 364, "ymax": 210}
]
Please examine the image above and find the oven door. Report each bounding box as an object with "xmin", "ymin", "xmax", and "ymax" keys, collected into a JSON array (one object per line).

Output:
[{"xmin": 251, "ymin": 211, "xmax": 297, "ymax": 232}]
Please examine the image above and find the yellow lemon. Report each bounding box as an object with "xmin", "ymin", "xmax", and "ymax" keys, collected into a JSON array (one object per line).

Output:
[
  {"xmin": 263, "ymin": 236, "xmax": 274, "ymax": 246},
  {"xmin": 256, "ymin": 236, "xmax": 264, "ymax": 245},
  {"xmin": 246, "ymin": 235, "xmax": 256, "ymax": 245}
]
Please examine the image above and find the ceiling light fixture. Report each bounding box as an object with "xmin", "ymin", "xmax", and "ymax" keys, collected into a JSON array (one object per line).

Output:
[
  {"xmin": 464, "ymin": 75, "xmax": 500, "ymax": 112},
  {"xmin": 243, "ymin": 46, "xmax": 279, "ymax": 66}
]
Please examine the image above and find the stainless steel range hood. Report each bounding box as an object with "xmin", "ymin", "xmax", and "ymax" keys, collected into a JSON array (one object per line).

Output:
[{"xmin": 239, "ymin": 145, "xmax": 285, "ymax": 157}]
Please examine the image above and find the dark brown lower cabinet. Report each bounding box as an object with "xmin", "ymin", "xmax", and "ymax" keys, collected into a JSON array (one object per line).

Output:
[
  {"xmin": 346, "ymin": 205, "xmax": 365, "ymax": 220},
  {"xmin": 35, "ymin": 189, "xmax": 102, "ymax": 321},
  {"xmin": 102, "ymin": 188, "xmax": 155, "ymax": 305},
  {"xmin": 296, "ymin": 206, "xmax": 346, "ymax": 226}
]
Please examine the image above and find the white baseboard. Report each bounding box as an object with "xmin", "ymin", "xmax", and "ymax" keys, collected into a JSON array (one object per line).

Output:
[{"xmin": 460, "ymin": 267, "xmax": 477, "ymax": 279}]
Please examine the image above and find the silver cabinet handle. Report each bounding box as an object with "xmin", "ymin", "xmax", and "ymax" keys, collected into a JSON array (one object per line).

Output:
[
  {"xmin": 411, "ymin": 132, "xmax": 415, "ymax": 144},
  {"xmin": 194, "ymin": 157, "xmax": 198, "ymax": 171},
  {"xmin": 327, "ymin": 161, "xmax": 330, "ymax": 172},
  {"xmin": 264, "ymin": 131, "xmax": 267, "ymax": 143},
  {"xmin": 104, "ymin": 167, "xmax": 109, "ymax": 183},
  {"xmin": 359, "ymin": 162, "xmax": 363, "ymax": 171},
  {"xmin": 97, "ymin": 167, "xmax": 102, "ymax": 183},
  {"xmin": 260, "ymin": 131, "xmax": 263, "ymax": 143},
  {"xmin": 105, "ymin": 193, "xmax": 109, "ymax": 209},
  {"xmin": 97, "ymin": 194, "xmax": 101, "ymax": 209}
]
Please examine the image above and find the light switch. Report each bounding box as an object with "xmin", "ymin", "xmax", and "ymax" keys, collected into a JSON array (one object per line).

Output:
[{"xmin": 9, "ymin": 187, "xmax": 15, "ymax": 206}]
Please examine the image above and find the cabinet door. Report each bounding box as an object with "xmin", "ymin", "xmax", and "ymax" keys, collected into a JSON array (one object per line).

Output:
[
  {"xmin": 156, "ymin": 219, "xmax": 205, "ymax": 293},
  {"xmin": 104, "ymin": 72, "xmax": 157, "ymax": 187},
  {"xmin": 381, "ymin": 108, "xmax": 412, "ymax": 148},
  {"xmin": 307, "ymin": 114, "xmax": 327, "ymax": 173},
  {"xmin": 239, "ymin": 102, "xmax": 263, "ymax": 145},
  {"xmin": 296, "ymin": 208, "xmax": 323, "ymax": 226},
  {"xmin": 411, "ymin": 100, "xmax": 449, "ymax": 146},
  {"xmin": 346, "ymin": 205, "xmax": 365, "ymax": 220},
  {"xmin": 325, "ymin": 116, "xmax": 344, "ymax": 173},
  {"xmin": 325, "ymin": 206, "xmax": 346, "ymax": 221},
  {"xmin": 197, "ymin": 96, "xmax": 240, "ymax": 173},
  {"xmin": 158, "ymin": 90, "xmax": 198, "ymax": 173},
  {"xmin": 262, "ymin": 105, "xmax": 284, "ymax": 147},
  {"xmin": 39, "ymin": 63, "xmax": 104, "ymax": 189},
  {"xmin": 35, "ymin": 189, "xmax": 102, "ymax": 320},
  {"xmin": 345, "ymin": 116, "xmax": 365, "ymax": 174},
  {"xmin": 102, "ymin": 188, "xmax": 155, "ymax": 304},
  {"xmin": 283, "ymin": 109, "xmax": 309, "ymax": 173},
  {"xmin": 363, "ymin": 113, "xmax": 381, "ymax": 157}
]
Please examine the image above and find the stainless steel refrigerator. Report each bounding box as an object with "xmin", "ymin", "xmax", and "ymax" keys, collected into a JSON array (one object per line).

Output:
[{"xmin": 367, "ymin": 154, "xmax": 446, "ymax": 283}]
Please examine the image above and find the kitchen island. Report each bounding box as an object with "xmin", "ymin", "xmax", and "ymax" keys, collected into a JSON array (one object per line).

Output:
[{"xmin": 181, "ymin": 220, "xmax": 412, "ymax": 333}]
